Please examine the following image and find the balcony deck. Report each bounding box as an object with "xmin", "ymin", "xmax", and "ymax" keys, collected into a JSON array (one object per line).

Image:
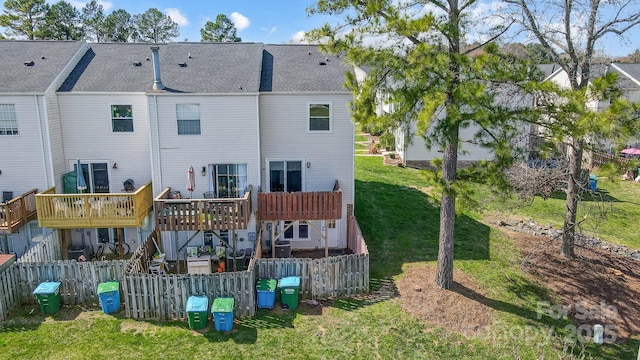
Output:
[
  {"xmin": 35, "ymin": 181, "xmax": 153, "ymax": 229},
  {"xmin": 0, "ymin": 189, "xmax": 38, "ymax": 235},
  {"xmin": 154, "ymin": 187, "xmax": 252, "ymax": 231},
  {"xmin": 257, "ymin": 180, "xmax": 342, "ymax": 221}
]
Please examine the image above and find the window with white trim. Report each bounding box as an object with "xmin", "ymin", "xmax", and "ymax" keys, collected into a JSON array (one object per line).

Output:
[
  {"xmin": 111, "ymin": 105, "xmax": 133, "ymax": 132},
  {"xmin": 0, "ymin": 104, "xmax": 18, "ymax": 135},
  {"xmin": 307, "ymin": 103, "xmax": 331, "ymax": 132},
  {"xmin": 176, "ymin": 104, "xmax": 201, "ymax": 135}
]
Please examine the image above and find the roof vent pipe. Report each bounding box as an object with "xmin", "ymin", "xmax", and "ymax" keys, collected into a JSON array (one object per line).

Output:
[{"xmin": 150, "ymin": 46, "xmax": 165, "ymax": 91}]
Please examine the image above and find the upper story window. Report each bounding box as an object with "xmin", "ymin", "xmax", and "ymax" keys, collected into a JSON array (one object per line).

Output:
[
  {"xmin": 111, "ymin": 105, "xmax": 133, "ymax": 132},
  {"xmin": 0, "ymin": 104, "xmax": 18, "ymax": 136},
  {"xmin": 307, "ymin": 102, "xmax": 332, "ymax": 132},
  {"xmin": 176, "ymin": 104, "xmax": 201, "ymax": 135}
]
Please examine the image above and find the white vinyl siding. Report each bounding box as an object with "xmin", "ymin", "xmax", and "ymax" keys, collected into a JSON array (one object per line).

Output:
[
  {"xmin": 260, "ymin": 93, "xmax": 353, "ymax": 249},
  {"xmin": 307, "ymin": 102, "xmax": 332, "ymax": 132},
  {"xmin": 150, "ymin": 95, "xmax": 260, "ymax": 202},
  {"xmin": 57, "ymin": 94, "xmax": 151, "ymax": 191},
  {"xmin": 111, "ymin": 104, "xmax": 133, "ymax": 132},
  {"xmin": 176, "ymin": 104, "xmax": 201, "ymax": 135},
  {"xmin": 0, "ymin": 104, "xmax": 18, "ymax": 135}
]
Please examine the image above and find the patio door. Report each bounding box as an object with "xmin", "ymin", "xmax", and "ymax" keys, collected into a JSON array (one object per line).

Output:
[
  {"xmin": 73, "ymin": 161, "xmax": 110, "ymax": 193},
  {"xmin": 268, "ymin": 160, "xmax": 303, "ymax": 193},
  {"xmin": 322, "ymin": 220, "xmax": 339, "ymax": 248}
]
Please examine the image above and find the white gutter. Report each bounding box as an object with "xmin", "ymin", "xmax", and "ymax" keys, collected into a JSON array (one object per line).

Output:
[
  {"xmin": 34, "ymin": 95, "xmax": 49, "ymax": 187},
  {"xmin": 41, "ymin": 97, "xmax": 56, "ymax": 189},
  {"xmin": 255, "ymin": 93, "xmax": 262, "ymax": 211},
  {"xmin": 153, "ymin": 95, "xmax": 163, "ymax": 190}
]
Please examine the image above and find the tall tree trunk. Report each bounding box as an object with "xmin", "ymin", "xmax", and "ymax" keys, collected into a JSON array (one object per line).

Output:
[
  {"xmin": 562, "ymin": 141, "xmax": 583, "ymax": 258},
  {"xmin": 436, "ymin": 125, "xmax": 459, "ymax": 289}
]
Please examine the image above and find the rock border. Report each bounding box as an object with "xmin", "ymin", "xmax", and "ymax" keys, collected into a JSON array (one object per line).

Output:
[{"xmin": 496, "ymin": 218, "xmax": 640, "ymax": 261}]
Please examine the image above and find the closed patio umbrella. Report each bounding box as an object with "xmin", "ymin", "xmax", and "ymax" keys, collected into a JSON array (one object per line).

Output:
[
  {"xmin": 76, "ymin": 159, "xmax": 87, "ymax": 193},
  {"xmin": 186, "ymin": 165, "xmax": 195, "ymax": 198},
  {"xmin": 621, "ymin": 147, "xmax": 640, "ymax": 155}
]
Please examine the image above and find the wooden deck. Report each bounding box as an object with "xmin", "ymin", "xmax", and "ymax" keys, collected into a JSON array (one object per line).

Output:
[
  {"xmin": 257, "ymin": 180, "xmax": 342, "ymax": 221},
  {"xmin": 0, "ymin": 253, "xmax": 16, "ymax": 272},
  {"xmin": 0, "ymin": 189, "xmax": 38, "ymax": 235},
  {"xmin": 35, "ymin": 182, "xmax": 153, "ymax": 229},
  {"xmin": 154, "ymin": 187, "xmax": 252, "ymax": 231}
]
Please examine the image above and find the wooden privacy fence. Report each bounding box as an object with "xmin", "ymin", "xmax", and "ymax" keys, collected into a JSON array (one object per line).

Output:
[
  {"xmin": 255, "ymin": 254, "xmax": 369, "ymax": 300},
  {"xmin": 17, "ymin": 232, "xmax": 61, "ymax": 263},
  {"xmin": 14, "ymin": 260, "xmax": 127, "ymax": 305},
  {"xmin": 0, "ymin": 260, "xmax": 126, "ymax": 320},
  {"xmin": 0, "ymin": 263, "xmax": 20, "ymax": 321},
  {"xmin": 122, "ymin": 270, "xmax": 255, "ymax": 320}
]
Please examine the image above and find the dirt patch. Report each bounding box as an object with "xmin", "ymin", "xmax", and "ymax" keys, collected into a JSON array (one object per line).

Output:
[
  {"xmin": 496, "ymin": 225, "xmax": 640, "ymax": 340},
  {"xmin": 396, "ymin": 265, "xmax": 493, "ymax": 337}
]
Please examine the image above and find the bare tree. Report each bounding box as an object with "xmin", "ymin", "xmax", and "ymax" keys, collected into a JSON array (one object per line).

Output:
[{"xmin": 505, "ymin": 0, "xmax": 640, "ymax": 258}]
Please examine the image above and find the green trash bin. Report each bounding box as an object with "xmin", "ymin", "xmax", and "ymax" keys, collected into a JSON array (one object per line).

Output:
[
  {"xmin": 186, "ymin": 295, "xmax": 209, "ymax": 330},
  {"xmin": 278, "ymin": 276, "xmax": 301, "ymax": 310},
  {"xmin": 33, "ymin": 281, "xmax": 62, "ymax": 314}
]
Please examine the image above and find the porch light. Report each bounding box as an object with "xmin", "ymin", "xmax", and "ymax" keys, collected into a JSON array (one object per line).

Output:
[{"xmin": 201, "ymin": 167, "xmax": 206, "ymax": 176}]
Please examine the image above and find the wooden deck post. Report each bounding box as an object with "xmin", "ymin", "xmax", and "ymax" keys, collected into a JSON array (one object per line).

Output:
[{"xmin": 271, "ymin": 221, "xmax": 275, "ymax": 258}]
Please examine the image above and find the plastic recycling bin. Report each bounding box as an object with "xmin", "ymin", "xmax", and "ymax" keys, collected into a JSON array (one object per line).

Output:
[
  {"xmin": 186, "ymin": 295, "xmax": 209, "ymax": 330},
  {"xmin": 97, "ymin": 281, "xmax": 120, "ymax": 314},
  {"xmin": 589, "ymin": 174, "xmax": 598, "ymax": 191},
  {"xmin": 256, "ymin": 278, "xmax": 277, "ymax": 309},
  {"xmin": 278, "ymin": 276, "xmax": 301, "ymax": 310},
  {"xmin": 33, "ymin": 281, "xmax": 62, "ymax": 314},
  {"xmin": 211, "ymin": 297, "xmax": 234, "ymax": 332}
]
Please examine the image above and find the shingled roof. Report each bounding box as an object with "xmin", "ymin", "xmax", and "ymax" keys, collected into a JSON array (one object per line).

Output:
[
  {"xmin": 261, "ymin": 44, "xmax": 350, "ymax": 92},
  {"xmin": 59, "ymin": 42, "xmax": 265, "ymax": 93},
  {"xmin": 0, "ymin": 40, "xmax": 86, "ymax": 93}
]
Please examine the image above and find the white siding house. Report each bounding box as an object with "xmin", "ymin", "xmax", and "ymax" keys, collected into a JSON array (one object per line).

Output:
[{"xmin": 2, "ymin": 41, "xmax": 356, "ymax": 265}]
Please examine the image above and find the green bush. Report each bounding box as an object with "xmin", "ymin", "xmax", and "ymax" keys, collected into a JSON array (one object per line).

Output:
[
  {"xmin": 379, "ymin": 132, "xmax": 395, "ymax": 150},
  {"xmin": 363, "ymin": 122, "xmax": 386, "ymax": 136}
]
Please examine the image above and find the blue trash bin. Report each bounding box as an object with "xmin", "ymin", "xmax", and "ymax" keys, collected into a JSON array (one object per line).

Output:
[
  {"xmin": 256, "ymin": 279, "xmax": 277, "ymax": 309},
  {"xmin": 211, "ymin": 297, "xmax": 234, "ymax": 332},
  {"xmin": 589, "ymin": 174, "xmax": 598, "ymax": 191},
  {"xmin": 97, "ymin": 281, "xmax": 120, "ymax": 314}
]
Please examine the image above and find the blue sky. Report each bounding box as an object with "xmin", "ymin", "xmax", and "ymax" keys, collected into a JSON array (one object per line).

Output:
[
  {"xmin": 6, "ymin": 0, "xmax": 638, "ymax": 57},
  {"xmin": 67, "ymin": 0, "xmax": 327, "ymax": 44}
]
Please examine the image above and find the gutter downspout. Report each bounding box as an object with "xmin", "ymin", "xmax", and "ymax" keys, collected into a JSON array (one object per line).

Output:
[
  {"xmin": 153, "ymin": 95, "xmax": 162, "ymax": 189},
  {"xmin": 41, "ymin": 95, "xmax": 56, "ymax": 189},
  {"xmin": 34, "ymin": 95, "xmax": 49, "ymax": 187}
]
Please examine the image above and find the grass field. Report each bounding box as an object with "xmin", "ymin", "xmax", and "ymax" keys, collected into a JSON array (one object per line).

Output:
[
  {"xmin": 1, "ymin": 156, "xmax": 639, "ymax": 359},
  {"xmin": 481, "ymin": 176, "xmax": 640, "ymax": 250}
]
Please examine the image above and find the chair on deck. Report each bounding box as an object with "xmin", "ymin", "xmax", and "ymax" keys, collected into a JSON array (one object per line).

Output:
[
  {"xmin": 148, "ymin": 253, "xmax": 167, "ymax": 275},
  {"xmin": 203, "ymin": 191, "xmax": 215, "ymax": 199}
]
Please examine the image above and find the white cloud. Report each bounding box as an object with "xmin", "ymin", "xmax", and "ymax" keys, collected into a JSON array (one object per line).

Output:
[
  {"xmin": 65, "ymin": 0, "xmax": 112, "ymax": 10},
  {"xmin": 230, "ymin": 12, "xmax": 250, "ymax": 31},
  {"xmin": 262, "ymin": 26, "xmax": 278, "ymax": 35},
  {"xmin": 289, "ymin": 31, "xmax": 307, "ymax": 44},
  {"xmin": 165, "ymin": 8, "xmax": 189, "ymax": 26}
]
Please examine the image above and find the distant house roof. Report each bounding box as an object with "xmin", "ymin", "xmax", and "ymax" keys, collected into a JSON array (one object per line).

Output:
[
  {"xmin": 59, "ymin": 42, "xmax": 265, "ymax": 93},
  {"xmin": 610, "ymin": 63, "xmax": 640, "ymax": 90},
  {"xmin": 0, "ymin": 40, "xmax": 86, "ymax": 93},
  {"xmin": 261, "ymin": 44, "xmax": 350, "ymax": 92}
]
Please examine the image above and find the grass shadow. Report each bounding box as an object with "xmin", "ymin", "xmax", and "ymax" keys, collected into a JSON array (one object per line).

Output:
[
  {"xmin": 328, "ymin": 277, "xmax": 399, "ymax": 312},
  {"xmin": 355, "ymin": 179, "xmax": 490, "ymax": 279}
]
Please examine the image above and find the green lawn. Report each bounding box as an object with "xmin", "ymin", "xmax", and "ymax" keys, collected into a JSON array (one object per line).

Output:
[
  {"xmin": 1, "ymin": 157, "xmax": 638, "ymax": 359},
  {"xmin": 481, "ymin": 176, "xmax": 640, "ymax": 250}
]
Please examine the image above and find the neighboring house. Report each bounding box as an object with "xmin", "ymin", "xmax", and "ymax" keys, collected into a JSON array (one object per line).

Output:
[
  {"xmin": 372, "ymin": 63, "xmax": 640, "ymax": 167},
  {"xmin": 0, "ymin": 40, "xmax": 355, "ymax": 263},
  {"xmin": 0, "ymin": 41, "xmax": 89, "ymax": 256},
  {"xmin": 534, "ymin": 63, "xmax": 640, "ymax": 155}
]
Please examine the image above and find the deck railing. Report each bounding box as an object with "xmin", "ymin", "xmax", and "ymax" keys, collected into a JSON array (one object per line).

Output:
[
  {"xmin": 154, "ymin": 186, "xmax": 252, "ymax": 231},
  {"xmin": 35, "ymin": 182, "xmax": 153, "ymax": 229},
  {"xmin": 0, "ymin": 189, "xmax": 38, "ymax": 234},
  {"xmin": 257, "ymin": 180, "xmax": 342, "ymax": 221}
]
